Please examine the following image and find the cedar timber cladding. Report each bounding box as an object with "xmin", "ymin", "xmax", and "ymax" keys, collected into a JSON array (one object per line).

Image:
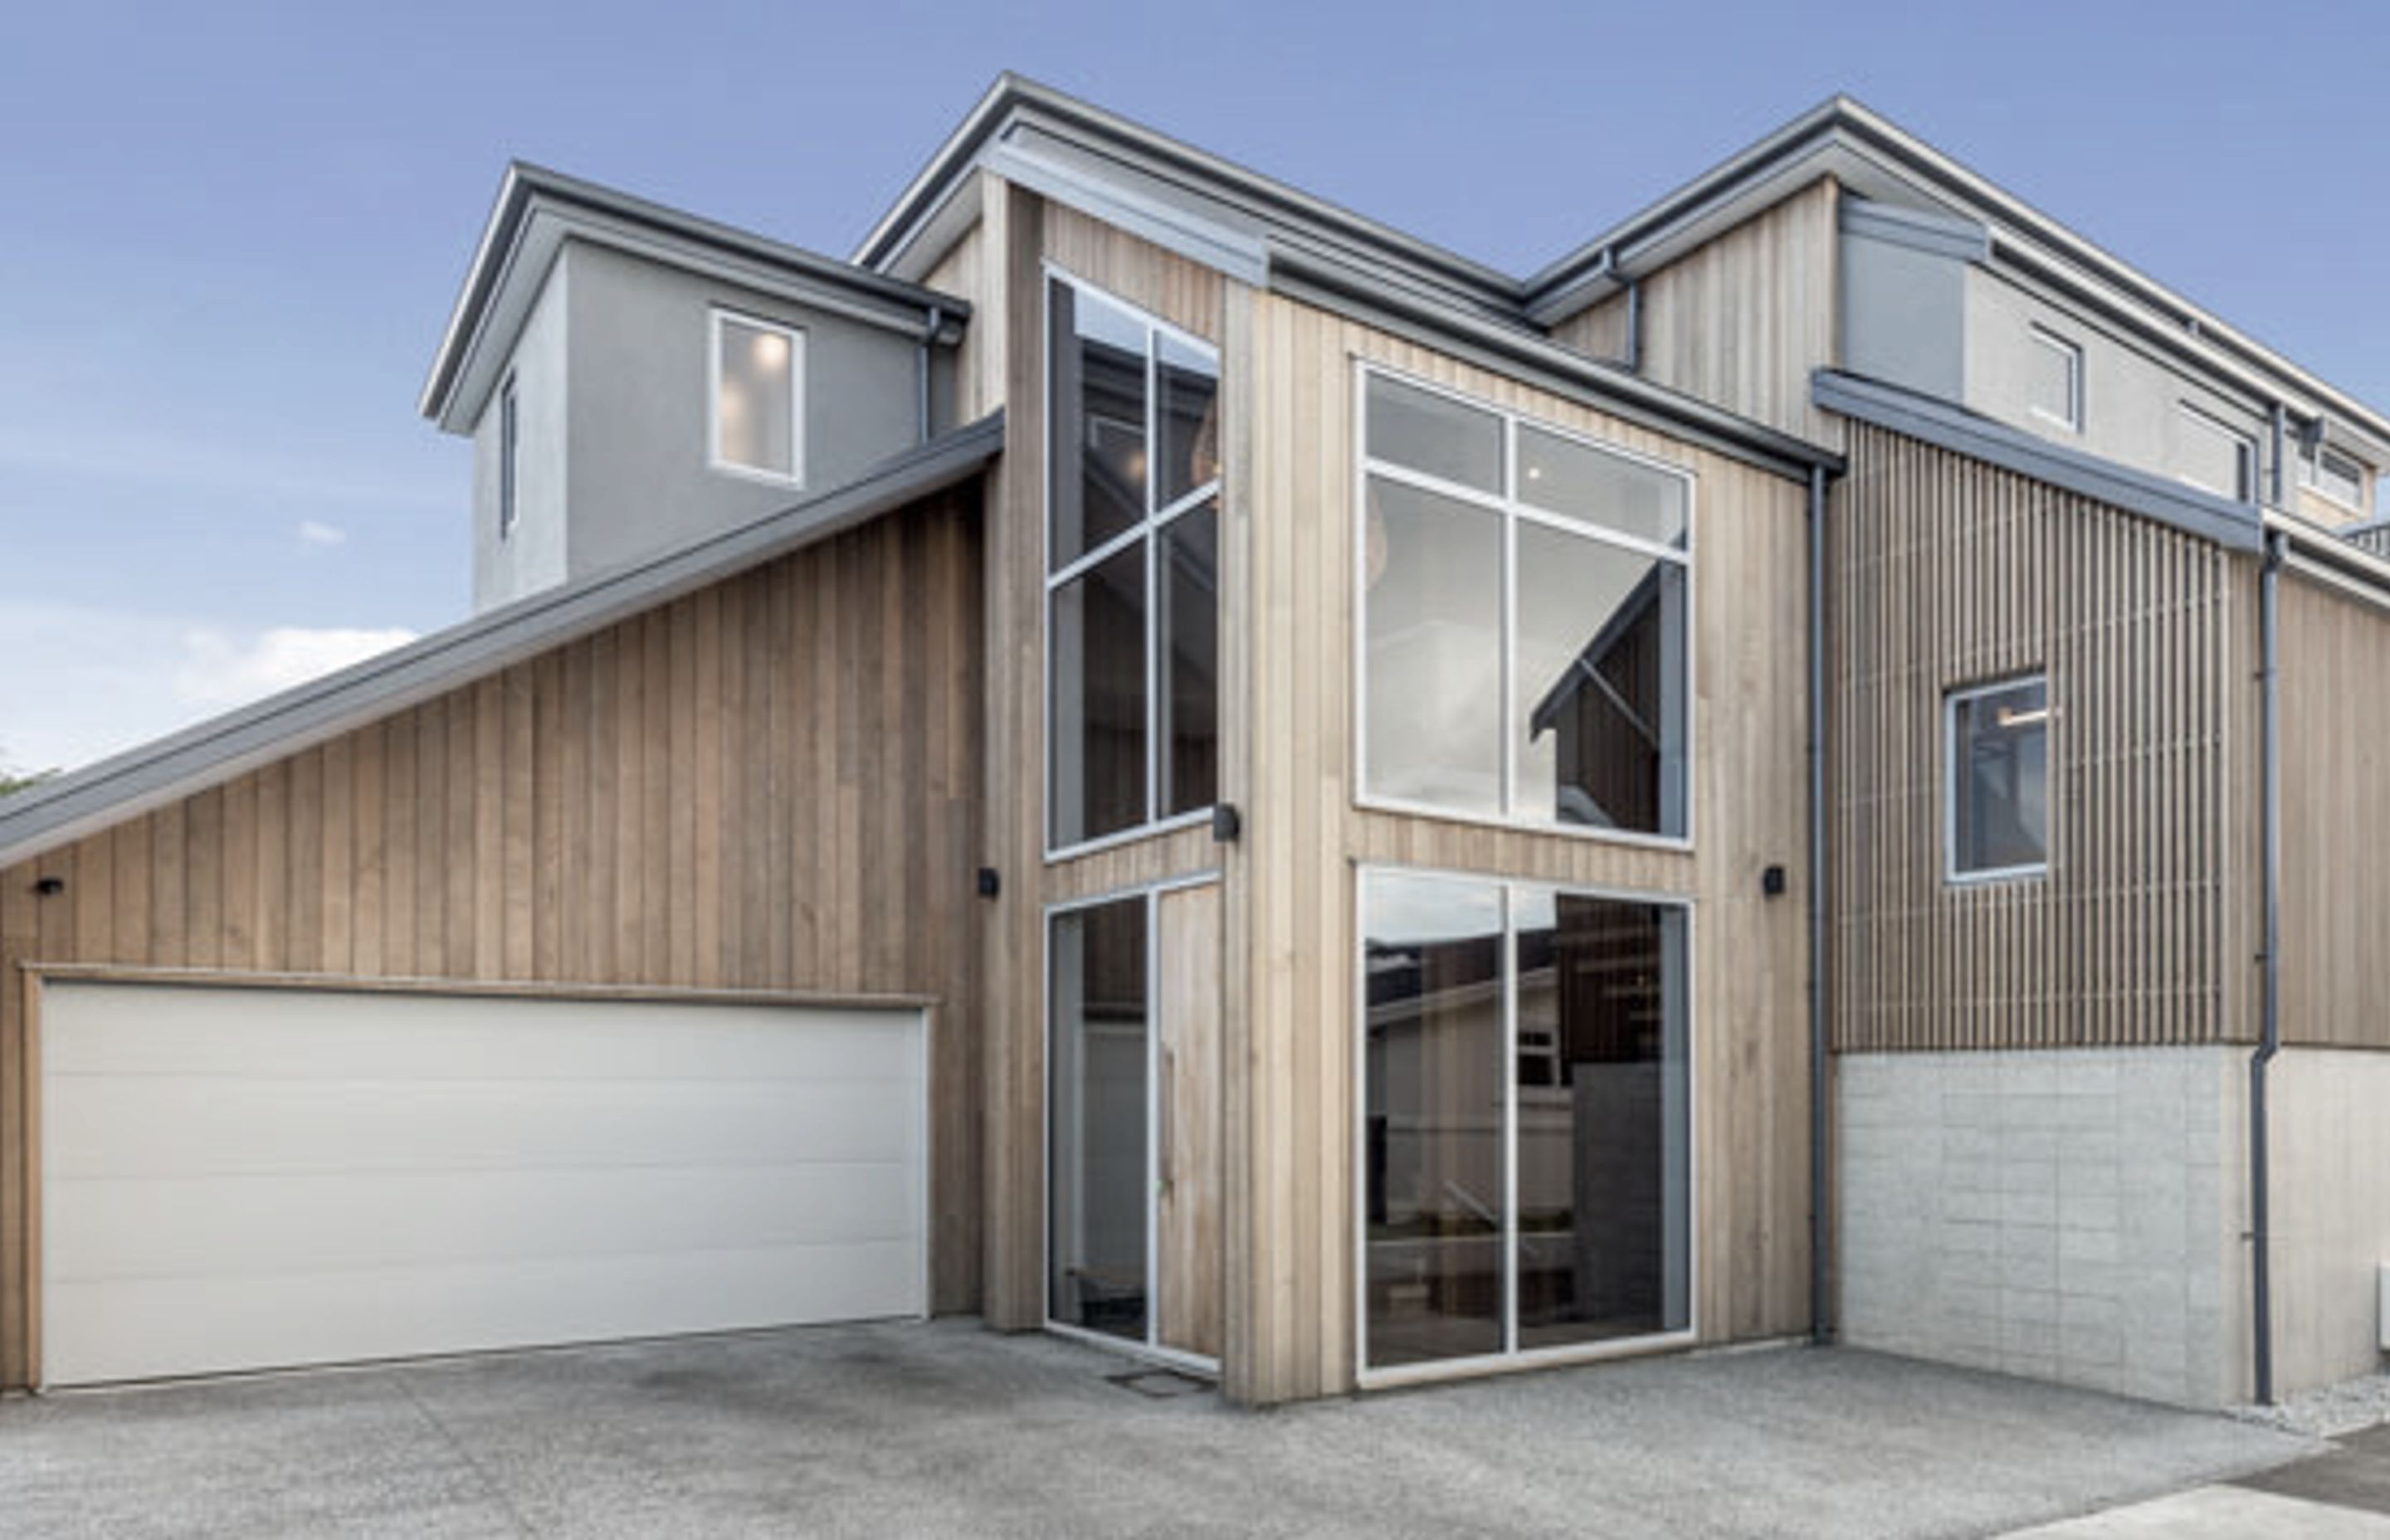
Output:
[
  {"xmin": 2276, "ymin": 568, "xmax": 2390, "ymax": 1050},
  {"xmin": 1549, "ymin": 179, "xmax": 1844, "ymax": 450},
  {"xmin": 1240, "ymin": 288, "xmax": 1816, "ymax": 1399},
  {"xmin": 1828, "ymin": 422, "xmax": 2236, "ymax": 1055},
  {"xmin": 0, "ymin": 488, "xmax": 985, "ymax": 1390}
]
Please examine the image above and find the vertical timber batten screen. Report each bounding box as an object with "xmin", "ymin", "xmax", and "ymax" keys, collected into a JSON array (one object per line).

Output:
[{"xmin": 1829, "ymin": 423, "xmax": 2235, "ymax": 1054}]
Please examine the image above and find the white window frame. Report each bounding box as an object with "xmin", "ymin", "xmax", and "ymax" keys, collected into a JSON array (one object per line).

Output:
[
  {"xmin": 497, "ymin": 374, "xmax": 519, "ymax": 542},
  {"xmin": 1944, "ymin": 673, "xmax": 2051, "ymax": 886},
  {"xmin": 2300, "ymin": 441, "xmax": 2370, "ymax": 514},
  {"xmin": 2176, "ymin": 404, "xmax": 2256, "ymax": 503},
  {"xmin": 1040, "ymin": 870, "xmax": 1224, "ymax": 1379},
  {"xmin": 1351, "ymin": 863, "xmax": 1699, "ymax": 1390},
  {"xmin": 1041, "ymin": 266, "xmax": 1222, "ymax": 862},
  {"xmin": 1353, "ymin": 362, "xmax": 1698, "ymax": 852},
  {"xmin": 2027, "ymin": 325, "xmax": 2083, "ymax": 432},
  {"xmin": 708, "ymin": 308, "xmax": 807, "ymax": 486}
]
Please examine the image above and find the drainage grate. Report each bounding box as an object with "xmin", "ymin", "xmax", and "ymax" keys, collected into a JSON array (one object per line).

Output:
[{"xmin": 1106, "ymin": 1368, "xmax": 1213, "ymax": 1399}]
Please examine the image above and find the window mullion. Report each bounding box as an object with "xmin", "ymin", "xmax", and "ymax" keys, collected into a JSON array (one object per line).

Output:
[
  {"xmin": 1500, "ymin": 418, "xmax": 1518, "ymax": 820},
  {"xmin": 1144, "ymin": 324, "xmax": 1161, "ymax": 826},
  {"xmin": 1500, "ymin": 885, "xmax": 1520, "ymax": 1358}
]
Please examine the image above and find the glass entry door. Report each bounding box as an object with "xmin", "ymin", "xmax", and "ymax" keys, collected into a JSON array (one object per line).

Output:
[{"xmin": 1048, "ymin": 882, "xmax": 1222, "ymax": 1363}]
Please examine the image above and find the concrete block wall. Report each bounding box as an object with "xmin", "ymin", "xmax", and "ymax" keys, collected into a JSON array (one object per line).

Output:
[{"xmin": 1839, "ymin": 1047, "xmax": 2249, "ymax": 1407}]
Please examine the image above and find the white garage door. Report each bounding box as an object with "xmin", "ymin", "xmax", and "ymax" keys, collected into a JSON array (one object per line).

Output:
[{"xmin": 38, "ymin": 981, "xmax": 927, "ymax": 1386}]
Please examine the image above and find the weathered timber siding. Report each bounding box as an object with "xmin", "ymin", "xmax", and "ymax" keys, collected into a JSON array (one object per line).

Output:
[{"xmin": 0, "ymin": 489, "xmax": 986, "ymax": 1390}]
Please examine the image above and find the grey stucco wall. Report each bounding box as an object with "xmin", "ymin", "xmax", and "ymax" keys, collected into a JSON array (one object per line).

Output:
[
  {"xmin": 1840, "ymin": 224, "xmax": 1967, "ymax": 402},
  {"xmin": 561, "ymin": 241, "xmax": 925, "ymax": 579},
  {"xmin": 472, "ymin": 256, "xmax": 571, "ymax": 610},
  {"xmin": 1963, "ymin": 267, "xmax": 2275, "ymax": 500},
  {"xmin": 1838, "ymin": 1047, "xmax": 2251, "ymax": 1408}
]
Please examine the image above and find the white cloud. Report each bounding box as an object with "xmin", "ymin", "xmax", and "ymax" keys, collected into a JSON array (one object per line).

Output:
[
  {"xmin": 0, "ymin": 602, "xmax": 418, "ymax": 772},
  {"xmin": 296, "ymin": 519, "xmax": 348, "ymax": 548},
  {"xmin": 173, "ymin": 625, "xmax": 418, "ymax": 709}
]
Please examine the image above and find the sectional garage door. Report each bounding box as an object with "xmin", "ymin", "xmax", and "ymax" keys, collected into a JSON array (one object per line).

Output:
[{"xmin": 37, "ymin": 980, "xmax": 927, "ymax": 1386}]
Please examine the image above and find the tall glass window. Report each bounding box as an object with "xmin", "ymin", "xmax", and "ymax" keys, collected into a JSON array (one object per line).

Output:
[
  {"xmin": 1359, "ymin": 371, "xmax": 1690, "ymax": 842},
  {"xmin": 1946, "ymin": 675, "xmax": 2050, "ymax": 881},
  {"xmin": 1048, "ymin": 896, "xmax": 1149, "ymax": 1340},
  {"xmin": 1049, "ymin": 276, "xmax": 1221, "ymax": 850},
  {"xmin": 1363, "ymin": 870, "xmax": 1691, "ymax": 1372}
]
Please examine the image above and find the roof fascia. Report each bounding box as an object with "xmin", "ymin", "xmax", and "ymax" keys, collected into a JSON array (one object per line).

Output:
[
  {"xmin": 1527, "ymin": 98, "xmax": 2390, "ymax": 451},
  {"xmin": 422, "ymin": 163, "xmax": 969, "ymax": 432},
  {"xmin": 856, "ymin": 75, "xmax": 1519, "ymax": 310},
  {"xmin": 1271, "ymin": 244, "xmax": 1841, "ymax": 483},
  {"xmin": 1814, "ymin": 368, "xmax": 2263, "ymax": 553},
  {"xmin": 0, "ymin": 414, "xmax": 1004, "ymax": 872}
]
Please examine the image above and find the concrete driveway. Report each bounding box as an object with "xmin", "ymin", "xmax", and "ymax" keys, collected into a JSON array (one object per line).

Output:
[{"xmin": 0, "ymin": 1321, "xmax": 2321, "ymax": 1538}]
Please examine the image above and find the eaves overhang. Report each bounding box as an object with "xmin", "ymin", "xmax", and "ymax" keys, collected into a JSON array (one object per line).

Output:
[
  {"xmin": 0, "ymin": 414, "xmax": 1005, "ymax": 873},
  {"xmin": 1813, "ymin": 368, "xmax": 2264, "ymax": 553},
  {"xmin": 853, "ymin": 73, "xmax": 1521, "ymax": 319},
  {"xmin": 1530, "ymin": 97, "xmax": 2390, "ymax": 455},
  {"xmin": 422, "ymin": 163, "xmax": 972, "ymax": 436}
]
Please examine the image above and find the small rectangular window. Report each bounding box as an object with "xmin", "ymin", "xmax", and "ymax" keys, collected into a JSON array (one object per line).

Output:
[
  {"xmin": 2178, "ymin": 406, "xmax": 2255, "ymax": 502},
  {"xmin": 711, "ymin": 311, "xmax": 803, "ymax": 483},
  {"xmin": 497, "ymin": 378, "xmax": 519, "ymax": 541},
  {"xmin": 2301, "ymin": 443, "xmax": 2370, "ymax": 512},
  {"xmin": 1947, "ymin": 675, "xmax": 2050, "ymax": 882},
  {"xmin": 2027, "ymin": 326, "xmax": 2081, "ymax": 431}
]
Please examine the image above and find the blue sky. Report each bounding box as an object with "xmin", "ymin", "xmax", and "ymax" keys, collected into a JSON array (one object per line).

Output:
[{"xmin": 3, "ymin": 0, "xmax": 2385, "ymax": 772}]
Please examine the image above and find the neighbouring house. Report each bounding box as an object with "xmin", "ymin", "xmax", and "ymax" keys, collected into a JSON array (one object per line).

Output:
[{"xmin": 2, "ymin": 76, "xmax": 2386, "ymax": 1411}]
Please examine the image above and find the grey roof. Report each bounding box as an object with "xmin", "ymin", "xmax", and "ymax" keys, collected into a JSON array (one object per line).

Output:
[
  {"xmin": 422, "ymin": 162, "xmax": 971, "ymax": 433},
  {"xmin": 0, "ymin": 415, "xmax": 1004, "ymax": 872},
  {"xmin": 859, "ymin": 79, "xmax": 2390, "ymax": 461},
  {"xmin": 1812, "ymin": 369, "xmax": 2263, "ymax": 553}
]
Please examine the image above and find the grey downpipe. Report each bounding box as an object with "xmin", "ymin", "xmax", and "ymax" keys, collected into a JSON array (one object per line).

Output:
[
  {"xmin": 1808, "ymin": 461, "xmax": 1832, "ymax": 1344},
  {"xmin": 2251, "ymin": 529, "xmax": 2285, "ymax": 1405},
  {"xmin": 1626, "ymin": 278, "xmax": 1645, "ymax": 376},
  {"xmin": 915, "ymin": 305, "xmax": 946, "ymax": 441},
  {"xmin": 2270, "ymin": 403, "xmax": 2288, "ymax": 509}
]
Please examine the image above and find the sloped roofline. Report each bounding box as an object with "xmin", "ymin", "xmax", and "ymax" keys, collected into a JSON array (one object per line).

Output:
[
  {"xmin": 858, "ymin": 79, "xmax": 2390, "ymax": 453},
  {"xmin": 421, "ymin": 161, "xmax": 970, "ymax": 433},
  {"xmin": 0, "ymin": 415, "xmax": 1004, "ymax": 872}
]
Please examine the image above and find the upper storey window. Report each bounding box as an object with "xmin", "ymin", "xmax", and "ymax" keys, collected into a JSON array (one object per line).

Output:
[
  {"xmin": 2301, "ymin": 442, "xmax": 2369, "ymax": 512},
  {"xmin": 2026, "ymin": 325, "xmax": 2082, "ymax": 431},
  {"xmin": 2177, "ymin": 405, "xmax": 2255, "ymax": 503},
  {"xmin": 1358, "ymin": 370, "xmax": 1691, "ymax": 843},
  {"xmin": 497, "ymin": 377, "xmax": 520, "ymax": 541},
  {"xmin": 711, "ymin": 309, "xmax": 805, "ymax": 484},
  {"xmin": 1947, "ymin": 675, "xmax": 2049, "ymax": 883},
  {"xmin": 1046, "ymin": 273, "xmax": 1222, "ymax": 854}
]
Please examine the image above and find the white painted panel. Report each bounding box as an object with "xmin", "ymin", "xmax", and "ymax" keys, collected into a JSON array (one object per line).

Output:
[{"xmin": 41, "ymin": 982, "xmax": 928, "ymax": 1386}]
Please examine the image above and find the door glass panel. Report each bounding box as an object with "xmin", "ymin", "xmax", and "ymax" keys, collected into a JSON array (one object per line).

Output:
[
  {"xmin": 1049, "ymin": 897, "xmax": 1149, "ymax": 1341},
  {"xmin": 1514, "ymin": 892, "xmax": 1691, "ymax": 1350},
  {"xmin": 1363, "ymin": 873, "xmax": 1505, "ymax": 1367}
]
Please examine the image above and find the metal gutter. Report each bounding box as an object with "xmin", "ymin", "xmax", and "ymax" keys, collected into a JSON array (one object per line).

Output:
[
  {"xmin": 1271, "ymin": 246, "xmax": 1842, "ymax": 484},
  {"xmin": 1807, "ymin": 461, "xmax": 1833, "ymax": 1346},
  {"xmin": 1812, "ymin": 370, "xmax": 2264, "ymax": 552},
  {"xmin": 2251, "ymin": 529, "xmax": 2284, "ymax": 1406},
  {"xmin": 0, "ymin": 413, "xmax": 1007, "ymax": 872}
]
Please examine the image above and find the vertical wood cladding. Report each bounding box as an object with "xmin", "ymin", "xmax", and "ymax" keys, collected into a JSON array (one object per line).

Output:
[
  {"xmin": 0, "ymin": 489, "xmax": 985, "ymax": 1389},
  {"xmin": 1549, "ymin": 179, "xmax": 1844, "ymax": 450},
  {"xmin": 2277, "ymin": 571, "xmax": 2390, "ymax": 1049},
  {"xmin": 1829, "ymin": 423, "xmax": 2237, "ymax": 1054}
]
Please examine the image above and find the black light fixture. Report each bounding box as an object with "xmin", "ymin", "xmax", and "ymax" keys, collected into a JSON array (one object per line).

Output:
[
  {"xmin": 32, "ymin": 875, "xmax": 66, "ymax": 897},
  {"xmin": 976, "ymin": 867, "xmax": 1001, "ymax": 899},
  {"xmin": 1761, "ymin": 864, "xmax": 1787, "ymax": 899},
  {"xmin": 1212, "ymin": 803, "xmax": 1241, "ymax": 844}
]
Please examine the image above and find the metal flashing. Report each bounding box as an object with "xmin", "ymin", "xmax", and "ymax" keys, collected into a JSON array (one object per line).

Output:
[
  {"xmin": 1839, "ymin": 197, "xmax": 1990, "ymax": 264},
  {"xmin": 1812, "ymin": 368, "xmax": 2264, "ymax": 552},
  {"xmin": 0, "ymin": 414, "xmax": 1006, "ymax": 872},
  {"xmin": 980, "ymin": 141, "xmax": 1270, "ymax": 289},
  {"xmin": 1274, "ymin": 246, "xmax": 1841, "ymax": 483}
]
